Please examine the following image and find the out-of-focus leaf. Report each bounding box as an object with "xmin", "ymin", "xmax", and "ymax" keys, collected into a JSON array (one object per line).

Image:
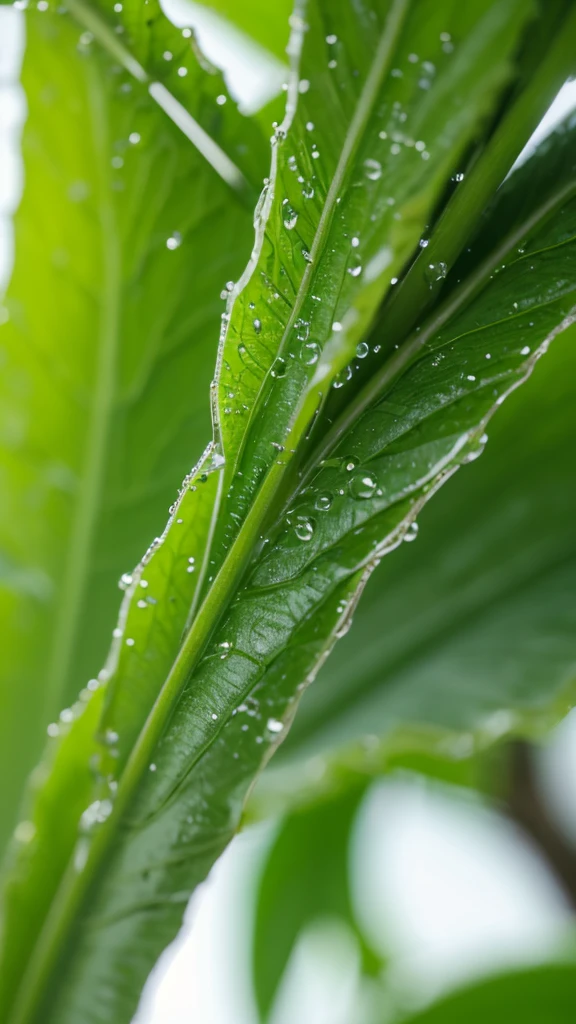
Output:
[
  {"xmin": 253, "ymin": 786, "xmax": 380, "ymax": 1020},
  {"xmin": 193, "ymin": 0, "xmax": 293, "ymax": 61},
  {"xmin": 0, "ymin": 8, "xmax": 255, "ymax": 852},
  {"xmin": 396, "ymin": 964, "xmax": 576, "ymax": 1024},
  {"xmin": 3, "ymin": 3, "xmax": 576, "ymax": 1023}
]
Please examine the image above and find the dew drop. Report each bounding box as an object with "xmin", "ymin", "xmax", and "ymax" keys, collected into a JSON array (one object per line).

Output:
[
  {"xmin": 315, "ymin": 492, "xmax": 333, "ymax": 511},
  {"xmin": 424, "ymin": 261, "xmax": 448, "ymax": 285},
  {"xmin": 271, "ymin": 357, "xmax": 287, "ymax": 378},
  {"xmin": 282, "ymin": 201, "xmax": 298, "ymax": 230},
  {"xmin": 253, "ymin": 318, "xmax": 262, "ymax": 334},
  {"xmin": 404, "ymin": 521, "xmax": 419, "ymax": 542},
  {"xmin": 356, "ymin": 341, "xmax": 369, "ymax": 359},
  {"xmin": 267, "ymin": 718, "xmax": 284, "ymax": 733},
  {"xmin": 294, "ymin": 515, "xmax": 315, "ymax": 541},
  {"xmin": 349, "ymin": 473, "xmax": 377, "ymax": 499},
  {"xmin": 166, "ymin": 231, "xmax": 182, "ymax": 250},
  {"xmin": 364, "ymin": 158, "xmax": 382, "ymax": 181},
  {"xmin": 299, "ymin": 341, "xmax": 320, "ymax": 365}
]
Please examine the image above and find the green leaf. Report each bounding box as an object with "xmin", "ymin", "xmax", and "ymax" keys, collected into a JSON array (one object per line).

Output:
[
  {"xmin": 2, "ymin": 3, "xmax": 576, "ymax": 1023},
  {"xmin": 53, "ymin": 0, "xmax": 271, "ymax": 199},
  {"xmin": 396, "ymin": 964, "xmax": 576, "ymax": 1024},
  {"xmin": 253, "ymin": 786, "xmax": 380, "ymax": 1019},
  {"xmin": 280, "ymin": 122, "xmax": 576, "ymax": 769},
  {"xmin": 0, "ymin": 7, "xmax": 256, "ymax": 852}
]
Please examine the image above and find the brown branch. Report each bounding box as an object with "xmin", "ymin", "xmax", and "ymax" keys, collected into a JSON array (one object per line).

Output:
[{"xmin": 506, "ymin": 740, "xmax": 576, "ymax": 912}]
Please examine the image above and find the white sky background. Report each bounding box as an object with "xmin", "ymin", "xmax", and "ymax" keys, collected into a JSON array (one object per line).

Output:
[{"xmin": 1, "ymin": 6, "xmax": 576, "ymax": 1023}]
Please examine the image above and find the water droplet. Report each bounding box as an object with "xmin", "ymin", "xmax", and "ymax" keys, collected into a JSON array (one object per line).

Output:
[
  {"xmin": 356, "ymin": 341, "xmax": 369, "ymax": 359},
  {"xmin": 271, "ymin": 357, "xmax": 287, "ymax": 378},
  {"xmin": 216, "ymin": 94, "xmax": 227, "ymax": 105},
  {"xmin": 299, "ymin": 341, "xmax": 320, "ymax": 365},
  {"xmin": 166, "ymin": 232, "xmax": 182, "ymax": 250},
  {"xmin": 253, "ymin": 318, "xmax": 262, "ymax": 334},
  {"xmin": 267, "ymin": 718, "xmax": 284, "ymax": 733},
  {"xmin": 521, "ymin": 345, "xmax": 530, "ymax": 356},
  {"xmin": 349, "ymin": 473, "xmax": 377, "ymax": 499},
  {"xmin": 119, "ymin": 572, "xmax": 132, "ymax": 590},
  {"xmin": 347, "ymin": 263, "xmax": 362, "ymax": 277},
  {"xmin": 128, "ymin": 132, "xmax": 140, "ymax": 145},
  {"xmin": 282, "ymin": 200, "xmax": 298, "ymax": 230},
  {"xmin": 149, "ymin": 763, "xmax": 157, "ymax": 771},
  {"xmin": 326, "ymin": 33, "xmax": 337, "ymax": 44},
  {"xmin": 342, "ymin": 457, "xmax": 358, "ymax": 472},
  {"xmin": 364, "ymin": 158, "xmax": 382, "ymax": 180},
  {"xmin": 315, "ymin": 492, "xmax": 333, "ymax": 511},
  {"xmin": 424, "ymin": 261, "xmax": 448, "ymax": 285},
  {"xmin": 294, "ymin": 516, "xmax": 315, "ymax": 541},
  {"xmin": 404, "ymin": 521, "xmax": 419, "ymax": 542}
]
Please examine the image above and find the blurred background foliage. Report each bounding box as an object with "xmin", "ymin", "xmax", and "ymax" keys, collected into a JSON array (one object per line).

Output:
[{"xmin": 1, "ymin": 0, "xmax": 576, "ymax": 1021}]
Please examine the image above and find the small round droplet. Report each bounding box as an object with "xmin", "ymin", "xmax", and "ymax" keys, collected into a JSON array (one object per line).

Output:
[
  {"xmin": 294, "ymin": 515, "xmax": 315, "ymax": 541},
  {"xmin": 424, "ymin": 261, "xmax": 448, "ymax": 285},
  {"xmin": 315, "ymin": 492, "xmax": 332, "ymax": 511},
  {"xmin": 349, "ymin": 473, "xmax": 377, "ymax": 499},
  {"xmin": 356, "ymin": 341, "xmax": 369, "ymax": 359},
  {"xmin": 253, "ymin": 318, "xmax": 262, "ymax": 334},
  {"xmin": 267, "ymin": 718, "xmax": 284, "ymax": 733},
  {"xmin": 166, "ymin": 232, "xmax": 182, "ymax": 250},
  {"xmin": 299, "ymin": 341, "xmax": 320, "ymax": 365},
  {"xmin": 271, "ymin": 357, "xmax": 287, "ymax": 378},
  {"xmin": 404, "ymin": 521, "xmax": 419, "ymax": 542},
  {"xmin": 364, "ymin": 158, "xmax": 382, "ymax": 180}
]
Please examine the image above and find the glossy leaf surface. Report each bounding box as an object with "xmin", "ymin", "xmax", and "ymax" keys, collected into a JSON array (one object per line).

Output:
[
  {"xmin": 2, "ymin": 3, "xmax": 576, "ymax": 1024},
  {"xmin": 0, "ymin": 7, "xmax": 256, "ymax": 852}
]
